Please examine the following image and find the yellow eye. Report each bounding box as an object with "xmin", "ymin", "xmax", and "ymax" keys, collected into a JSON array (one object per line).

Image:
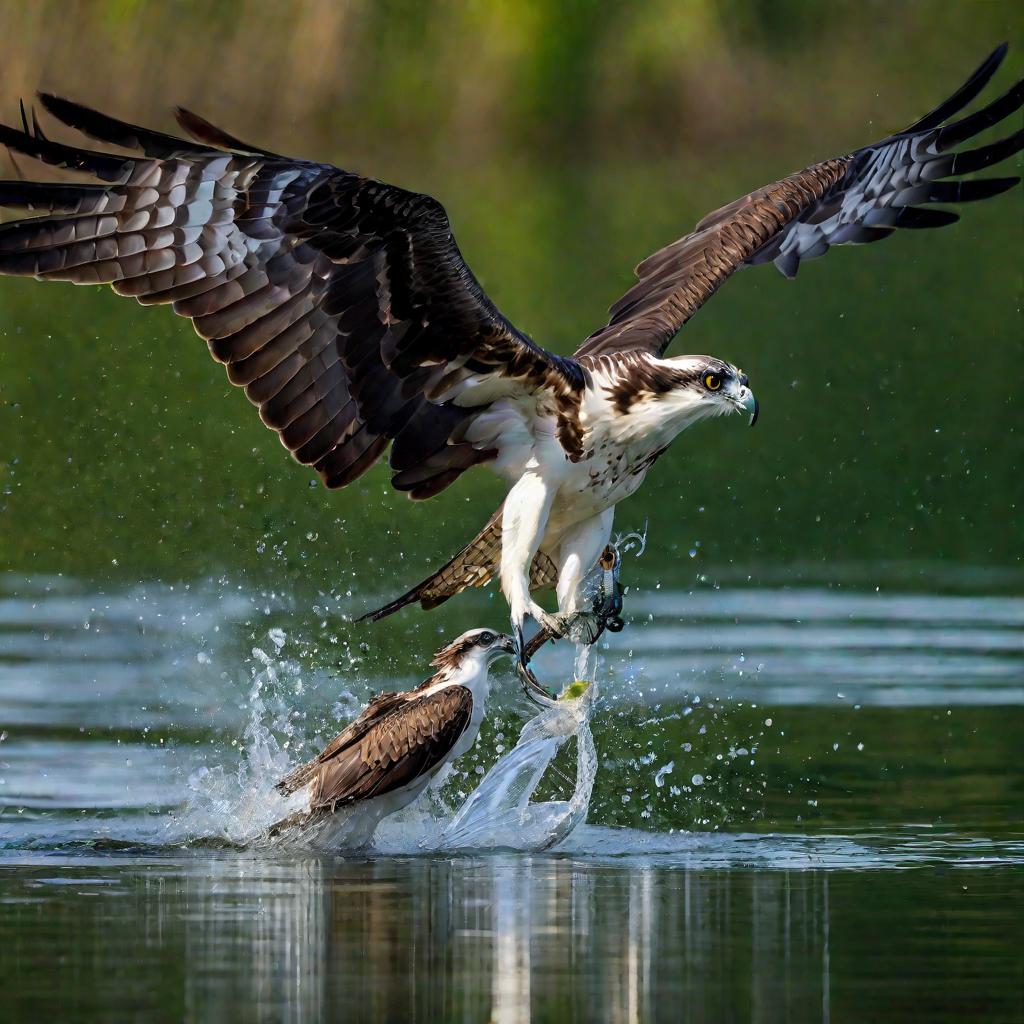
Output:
[{"xmin": 704, "ymin": 372, "xmax": 722, "ymax": 391}]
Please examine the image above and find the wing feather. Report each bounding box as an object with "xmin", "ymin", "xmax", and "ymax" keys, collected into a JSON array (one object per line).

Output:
[
  {"xmin": 0, "ymin": 98, "xmax": 585, "ymax": 496},
  {"xmin": 577, "ymin": 44, "xmax": 1022, "ymax": 359},
  {"xmin": 274, "ymin": 689, "xmax": 408, "ymax": 796},
  {"xmin": 307, "ymin": 686, "xmax": 473, "ymax": 809}
]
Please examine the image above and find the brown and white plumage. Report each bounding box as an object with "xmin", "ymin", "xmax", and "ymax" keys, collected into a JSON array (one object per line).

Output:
[
  {"xmin": 0, "ymin": 46, "xmax": 1019, "ymax": 641},
  {"xmin": 577, "ymin": 42, "xmax": 1022, "ymax": 358},
  {"xmin": 272, "ymin": 628, "xmax": 513, "ymax": 845},
  {"xmin": 278, "ymin": 686, "xmax": 472, "ymax": 808},
  {"xmin": 0, "ymin": 94, "xmax": 584, "ymax": 498}
]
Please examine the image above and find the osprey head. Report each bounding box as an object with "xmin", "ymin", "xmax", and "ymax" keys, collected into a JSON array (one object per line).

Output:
[
  {"xmin": 663, "ymin": 355, "xmax": 759, "ymax": 427},
  {"xmin": 430, "ymin": 628, "xmax": 515, "ymax": 672}
]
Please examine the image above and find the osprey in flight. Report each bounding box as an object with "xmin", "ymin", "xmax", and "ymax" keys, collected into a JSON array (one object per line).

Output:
[{"xmin": 0, "ymin": 46, "xmax": 1019, "ymax": 646}]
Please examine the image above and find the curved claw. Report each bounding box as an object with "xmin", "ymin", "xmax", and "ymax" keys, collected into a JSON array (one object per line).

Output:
[
  {"xmin": 514, "ymin": 624, "xmax": 556, "ymax": 705},
  {"xmin": 518, "ymin": 659, "xmax": 556, "ymax": 706}
]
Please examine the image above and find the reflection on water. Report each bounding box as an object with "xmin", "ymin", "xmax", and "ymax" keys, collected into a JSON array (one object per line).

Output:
[{"xmin": 1, "ymin": 852, "xmax": 1022, "ymax": 1024}]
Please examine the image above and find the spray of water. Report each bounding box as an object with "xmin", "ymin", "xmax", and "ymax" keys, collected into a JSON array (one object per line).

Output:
[
  {"xmin": 433, "ymin": 681, "xmax": 597, "ymax": 851},
  {"xmin": 170, "ymin": 635, "xmax": 601, "ymax": 853},
  {"xmin": 169, "ymin": 541, "xmax": 643, "ymax": 852},
  {"xmin": 166, "ymin": 637, "xmax": 315, "ymax": 846}
]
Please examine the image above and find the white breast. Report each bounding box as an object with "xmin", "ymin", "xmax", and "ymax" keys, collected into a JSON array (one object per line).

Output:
[{"xmin": 420, "ymin": 663, "xmax": 491, "ymax": 764}]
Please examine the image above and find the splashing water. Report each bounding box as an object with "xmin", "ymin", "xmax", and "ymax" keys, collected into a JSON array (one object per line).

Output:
[
  {"xmin": 167, "ymin": 631, "xmax": 602, "ymax": 853},
  {"xmin": 285, "ymin": 674, "xmax": 601, "ymax": 854},
  {"xmin": 431, "ymin": 682, "xmax": 597, "ymax": 852},
  {"xmin": 3, "ymin": 574, "xmax": 1023, "ymax": 867},
  {"xmin": 165, "ymin": 637, "xmax": 312, "ymax": 846},
  {"xmin": 383, "ymin": 638, "xmax": 603, "ymax": 853},
  {"xmin": 171, "ymin": 543, "xmax": 633, "ymax": 852}
]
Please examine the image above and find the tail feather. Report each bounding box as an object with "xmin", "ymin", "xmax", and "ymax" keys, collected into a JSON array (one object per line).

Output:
[{"xmin": 359, "ymin": 503, "xmax": 559, "ymax": 622}]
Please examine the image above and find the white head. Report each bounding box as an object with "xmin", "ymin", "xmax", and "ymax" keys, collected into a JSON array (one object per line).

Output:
[
  {"xmin": 609, "ymin": 355, "xmax": 758, "ymax": 436},
  {"xmin": 657, "ymin": 355, "xmax": 759, "ymax": 428},
  {"xmin": 430, "ymin": 628, "xmax": 515, "ymax": 677}
]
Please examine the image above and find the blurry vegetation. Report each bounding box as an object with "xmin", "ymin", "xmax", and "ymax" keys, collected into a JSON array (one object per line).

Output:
[
  {"xmin": 0, "ymin": 1, "xmax": 1018, "ymax": 168},
  {"xmin": 0, "ymin": 0, "xmax": 1020, "ymax": 595}
]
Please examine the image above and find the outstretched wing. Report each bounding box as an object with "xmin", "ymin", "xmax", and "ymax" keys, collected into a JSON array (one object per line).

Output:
[
  {"xmin": 577, "ymin": 44, "xmax": 1022, "ymax": 359},
  {"xmin": 309, "ymin": 686, "xmax": 473, "ymax": 809},
  {"xmin": 0, "ymin": 97, "xmax": 585, "ymax": 498}
]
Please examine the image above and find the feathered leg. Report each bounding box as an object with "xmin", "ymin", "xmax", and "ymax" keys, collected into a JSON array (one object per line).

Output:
[
  {"xmin": 554, "ymin": 509, "xmax": 615, "ymax": 615},
  {"xmin": 500, "ymin": 471, "xmax": 558, "ymax": 643}
]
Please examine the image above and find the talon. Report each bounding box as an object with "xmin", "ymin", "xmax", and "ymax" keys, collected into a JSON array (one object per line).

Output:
[
  {"xmin": 517, "ymin": 652, "xmax": 555, "ymax": 705},
  {"xmin": 513, "ymin": 619, "xmax": 556, "ymax": 704},
  {"xmin": 541, "ymin": 616, "xmax": 567, "ymax": 638},
  {"xmin": 513, "ymin": 623, "xmax": 528, "ymax": 668},
  {"xmin": 530, "ymin": 604, "xmax": 567, "ymax": 638}
]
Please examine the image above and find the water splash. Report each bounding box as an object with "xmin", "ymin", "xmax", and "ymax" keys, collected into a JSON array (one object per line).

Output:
[
  {"xmin": 431, "ymin": 683, "xmax": 597, "ymax": 852},
  {"xmin": 4, "ymin": 574, "xmax": 1023, "ymax": 859},
  {"xmin": 165, "ymin": 636, "xmax": 315, "ymax": 846},
  {"xmin": 269, "ymin": 681, "xmax": 602, "ymax": 855},
  {"xmin": 165, "ymin": 630, "xmax": 602, "ymax": 854},
  {"xmin": 385, "ymin": 639, "xmax": 603, "ymax": 853}
]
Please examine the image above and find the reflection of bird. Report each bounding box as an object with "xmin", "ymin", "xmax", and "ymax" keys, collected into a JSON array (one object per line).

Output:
[
  {"xmin": 272, "ymin": 628, "xmax": 513, "ymax": 846},
  {"xmin": 0, "ymin": 47, "xmax": 1019, "ymax": 649}
]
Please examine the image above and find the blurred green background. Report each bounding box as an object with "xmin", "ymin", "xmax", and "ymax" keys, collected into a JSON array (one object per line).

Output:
[
  {"xmin": 0, "ymin": 0, "xmax": 1020, "ymax": 606},
  {"xmin": 0, "ymin": 11, "xmax": 1021, "ymax": 1019}
]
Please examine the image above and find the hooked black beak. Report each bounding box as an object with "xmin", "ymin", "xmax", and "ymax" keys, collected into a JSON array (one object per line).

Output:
[
  {"xmin": 737, "ymin": 387, "xmax": 759, "ymax": 427},
  {"xmin": 500, "ymin": 633, "xmax": 515, "ymax": 654}
]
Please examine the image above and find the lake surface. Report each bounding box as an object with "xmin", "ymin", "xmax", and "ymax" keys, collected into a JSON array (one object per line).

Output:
[{"xmin": 1, "ymin": 575, "xmax": 1022, "ymax": 1023}]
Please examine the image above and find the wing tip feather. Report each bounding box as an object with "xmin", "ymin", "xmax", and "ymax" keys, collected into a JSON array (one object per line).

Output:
[{"xmin": 174, "ymin": 106, "xmax": 269, "ymax": 155}]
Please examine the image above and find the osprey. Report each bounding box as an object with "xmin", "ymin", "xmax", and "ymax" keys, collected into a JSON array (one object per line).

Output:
[
  {"xmin": 0, "ymin": 46, "xmax": 1019, "ymax": 649},
  {"xmin": 272, "ymin": 627, "xmax": 513, "ymax": 847}
]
